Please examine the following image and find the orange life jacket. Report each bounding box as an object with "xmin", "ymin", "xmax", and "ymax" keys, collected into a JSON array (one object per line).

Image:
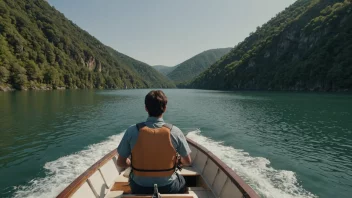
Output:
[{"xmin": 131, "ymin": 123, "xmax": 177, "ymax": 177}]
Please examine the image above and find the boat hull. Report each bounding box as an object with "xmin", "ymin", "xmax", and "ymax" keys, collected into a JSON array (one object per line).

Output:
[{"xmin": 57, "ymin": 138, "xmax": 259, "ymax": 198}]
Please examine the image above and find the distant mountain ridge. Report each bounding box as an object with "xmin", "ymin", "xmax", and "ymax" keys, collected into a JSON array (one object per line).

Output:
[
  {"xmin": 153, "ymin": 65, "xmax": 175, "ymax": 76},
  {"xmin": 188, "ymin": 0, "xmax": 352, "ymax": 91},
  {"xmin": 0, "ymin": 0, "xmax": 175, "ymax": 91},
  {"xmin": 167, "ymin": 48, "xmax": 232, "ymax": 84},
  {"xmin": 153, "ymin": 48, "xmax": 232, "ymax": 84}
]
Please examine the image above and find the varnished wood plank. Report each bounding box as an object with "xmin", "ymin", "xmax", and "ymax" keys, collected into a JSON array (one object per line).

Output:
[
  {"xmin": 121, "ymin": 195, "xmax": 194, "ymax": 198},
  {"xmin": 111, "ymin": 182, "xmax": 132, "ymax": 194}
]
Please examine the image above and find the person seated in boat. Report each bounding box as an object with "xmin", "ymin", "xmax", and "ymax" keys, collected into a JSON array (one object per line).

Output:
[{"xmin": 116, "ymin": 90, "xmax": 192, "ymax": 194}]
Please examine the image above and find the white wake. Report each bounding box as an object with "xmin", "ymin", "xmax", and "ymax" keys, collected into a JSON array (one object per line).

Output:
[
  {"xmin": 13, "ymin": 130, "xmax": 317, "ymax": 198},
  {"xmin": 13, "ymin": 133, "xmax": 124, "ymax": 198},
  {"xmin": 187, "ymin": 130, "xmax": 317, "ymax": 198}
]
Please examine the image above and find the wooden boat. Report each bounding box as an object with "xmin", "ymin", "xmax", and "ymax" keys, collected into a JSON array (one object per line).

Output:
[{"xmin": 57, "ymin": 138, "xmax": 260, "ymax": 198}]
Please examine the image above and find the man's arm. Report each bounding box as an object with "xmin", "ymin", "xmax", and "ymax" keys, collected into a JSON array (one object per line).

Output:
[
  {"xmin": 174, "ymin": 126, "xmax": 192, "ymax": 166},
  {"xmin": 116, "ymin": 127, "xmax": 132, "ymax": 168}
]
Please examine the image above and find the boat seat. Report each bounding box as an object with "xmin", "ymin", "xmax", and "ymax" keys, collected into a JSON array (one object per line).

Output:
[
  {"xmin": 188, "ymin": 187, "xmax": 215, "ymax": 198},
  {"xmin": 115, "ymin": 174, "xmax": 129, "ymax": 182},
  {"xmin": 116, "ymin": 166, "xmax": 198, "ymax": 179},
  {"xmin": 114, "ymin": 166, "xmax": 199, "ymax": 183},
  {"xmin": 105, "ymin": 191, "xmax": 124, "ymax": 198},
  {"xmin": 107, "ymin": 187, "xmax": 212, "ymax": 198},
  {"xmin": 121, "ymin": 195, "xmax": 195, "ymax": 198},
  {"xmin": 108, "ymin": 182, "xmax": 213, "ymax": 197},
  {"xmin": 178, "ymin": 166, "xmax": 200, "ymax": 176},
  {"xmin": 107, "ymin": 187, "xmax": 197, "ymax": 198},
  {"xmin": 109, "ymin": 166, "xmax": 202, "ymax": 197},
  {"xmin": 111, "ymin": 182, "xmax": 132, "ymax": 194}
]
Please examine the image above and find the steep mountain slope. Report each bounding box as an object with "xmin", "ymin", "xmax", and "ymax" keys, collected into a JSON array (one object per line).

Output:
[
  {"xmin": 167, "ymin": 48, "xmax": 232, "ymax": 84},
  {"xmin": 189, "ymin": 0, "xmax": 352, "ymax": 91},
  {"xmin": 105, "ymin": 48, "xmax": 175, "ymax": 88},
  {"xmin": 0, "ymin": 0, "xmax": 175, "ymax": 90},
  {"xmin": 153, "ymin": 65, "xmax": 175, "ymax": 76}
]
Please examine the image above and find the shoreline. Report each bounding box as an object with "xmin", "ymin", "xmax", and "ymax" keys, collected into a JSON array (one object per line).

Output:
[{"xmin": 1, "ymin": 84, "xmax": 351, "ymax": 93}]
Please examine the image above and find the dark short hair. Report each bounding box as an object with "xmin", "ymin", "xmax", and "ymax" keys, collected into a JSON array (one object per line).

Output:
[{"xmin": 145, "ymin": 90, "xmax": 168, "ymax": 117}]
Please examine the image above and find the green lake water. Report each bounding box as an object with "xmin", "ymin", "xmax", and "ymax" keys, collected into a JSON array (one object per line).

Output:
[{"xmin": 0, "ymin": 89, "xmax": 351, "ymax": 198}]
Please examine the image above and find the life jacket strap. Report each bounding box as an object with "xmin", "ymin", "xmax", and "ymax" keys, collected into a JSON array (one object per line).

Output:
[{"xmin": 136, "ymin": 122, "xmax": 146, "ymax": 130}]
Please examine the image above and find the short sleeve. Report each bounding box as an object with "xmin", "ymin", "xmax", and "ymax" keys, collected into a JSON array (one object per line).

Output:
[
  {"xmin": 172, "ymin": 126, "xmax": 191, "ymax": 157},
  {"xmin": 117, "ymin": 128, "xmax": 132, "ymax": 158}
]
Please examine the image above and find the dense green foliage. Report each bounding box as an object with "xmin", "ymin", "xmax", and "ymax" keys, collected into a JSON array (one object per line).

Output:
[
  {"xmin": 0, "ymin": 0, "xmax": 175, "ymax": 90},
  {"xmin": 189, "ymin": 0, "xmax": 352, "ymax": 91},
  {"xmin": 153, "ymin": 65, "xmax": 175, "ymax": 76},
  {"xmin": 166, "ymin": 48, "xmax": 232, "ymax": 84}
]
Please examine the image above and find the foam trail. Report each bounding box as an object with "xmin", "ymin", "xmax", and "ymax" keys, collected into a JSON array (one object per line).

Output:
[
  {"xmin": 187, "ymin": 130, "xmax": 317, "ymax": 198},
  {"xmin": 13, "ymin": 133, "xmax": 125, "ymax": 198},
  {"xmin": 13, "ymin": 130, "xmax": 317, "ymax": 198}
]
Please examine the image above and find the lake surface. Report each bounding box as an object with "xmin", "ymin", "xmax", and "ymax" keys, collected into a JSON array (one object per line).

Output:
[{"xmin": 0, "ymin": 89, "xmax": 351, "ymax": 198}]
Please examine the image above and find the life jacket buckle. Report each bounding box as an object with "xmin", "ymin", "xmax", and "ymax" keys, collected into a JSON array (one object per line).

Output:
[{"xmin": 176, "ymin": 153, "xmax": 183, "ymax": 172}]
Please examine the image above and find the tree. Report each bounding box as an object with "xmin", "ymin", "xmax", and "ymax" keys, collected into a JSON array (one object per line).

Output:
[
  {"xmin": 10, "ymin": 63, "xmax": 27, "ymax": 89},
  {"xmin": 0, "ymin": 36, "xmax": 13, "ymax": 64},
  {"xmin": 25, "ymin": 60, "xmax": 43, "ymax": 81},
  {"xmin": 11, "ymin": 63, "xmax": 26, "ymax": 75},
  {"xmin": 0, "ymin": 66, "xmax": 10, "ymax": 83},
  {"xmin": 105, "ymin": 76, "xmax": 116, "ymax": 88},
  {"xmin": 44, "ymin": 67, "xmax": 61, "ymax": 87},
  {"xmin": 0, "ymin": 1, "xmax": 9, "ymax": 15},
  {"xmin": 14, "ymin": 73, "xmax": 28, "ymax": 89}
]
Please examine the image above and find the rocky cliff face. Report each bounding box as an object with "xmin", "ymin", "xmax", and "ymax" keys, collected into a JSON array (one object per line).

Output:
[
  {"xmin": 190, "ymin": 0, "xmax": 352, "ymax": 91},
  {"xmin": 82, "ymin": 57, "xmax": 102, "ymax": 72}
]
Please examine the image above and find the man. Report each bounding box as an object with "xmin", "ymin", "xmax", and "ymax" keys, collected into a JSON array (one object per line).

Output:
[{"xmin": 117, "ymin": 90, "xmax": 192, "ymax": 194}]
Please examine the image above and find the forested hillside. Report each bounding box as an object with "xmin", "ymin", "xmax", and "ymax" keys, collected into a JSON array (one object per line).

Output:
[
  {"xmin": 189, "ymin": 0, "xmax": 352, "ymax": 91},
  {"xmin": 0, "ymin": 0, "xmax": 175, "ymax": 91},
  {"xmin": 153, "ymin": 65, "xmax": 175, "ymax": 76},
  {"xmin": 167, "ymin": 48, "xmax": 232, "ymax": 84}
]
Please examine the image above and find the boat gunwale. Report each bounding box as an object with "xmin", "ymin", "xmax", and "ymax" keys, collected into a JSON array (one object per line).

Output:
[
  {"xmin": 56, "ymin": 138, "xmax": 260, "ymax": 198},
  {"xmin": 56, "ymin": 149, "xmax": 117, "ymax": 198}
]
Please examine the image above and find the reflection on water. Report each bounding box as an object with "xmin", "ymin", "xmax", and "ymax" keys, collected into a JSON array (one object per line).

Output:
[{"xmin": 0, "ymin": 90, "xmax": 352, "ymax": 198}]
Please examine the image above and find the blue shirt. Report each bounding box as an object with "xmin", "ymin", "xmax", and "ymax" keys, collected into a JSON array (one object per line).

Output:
[{"xmin": 117, "ymin": 117, "xmax": 191, "ymax": 187}]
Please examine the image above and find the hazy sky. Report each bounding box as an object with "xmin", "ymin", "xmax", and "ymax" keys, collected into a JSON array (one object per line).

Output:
[{"xmin": 48, "ymin": 0, "xmax": 295, "ymax": 66}]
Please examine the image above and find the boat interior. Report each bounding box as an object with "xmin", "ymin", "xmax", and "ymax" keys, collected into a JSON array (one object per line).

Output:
[{"xmin": 57, "ymin": 139, "xmax": 259, "ymax": 198}]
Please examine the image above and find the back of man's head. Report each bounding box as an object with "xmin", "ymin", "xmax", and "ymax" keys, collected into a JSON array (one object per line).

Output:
[{"xmin": 145, "ymin": 90, "xmax": 168, "ymax": 117}]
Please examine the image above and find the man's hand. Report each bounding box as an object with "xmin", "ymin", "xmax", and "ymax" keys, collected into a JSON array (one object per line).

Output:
[
  {"xmin": 117, "ymin": 155, "xmax": 131, "ymax": 168},
  {"xmin": 126, "ymin": 158, "xmax": 131, "ymax": 166},
  {"xmin": 180, "ymin": 154, "xmax": 192, "ymax": 166}
]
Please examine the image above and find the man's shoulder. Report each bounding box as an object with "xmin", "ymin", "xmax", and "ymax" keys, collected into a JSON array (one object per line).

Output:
[
  {"xmin": 168, "ymin": 124, "xmax": 184, "ymax": 137},
  {"xmin": 169, "ymin": 125, "xmax": 181, "ymax": 132},
  {"xmin": 127, "ymin": 123, "xmax": 137, "ymax": 130},
  {"xmin": 125, "ymin": 124, "xmax": 139, "ymax": 134}
]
